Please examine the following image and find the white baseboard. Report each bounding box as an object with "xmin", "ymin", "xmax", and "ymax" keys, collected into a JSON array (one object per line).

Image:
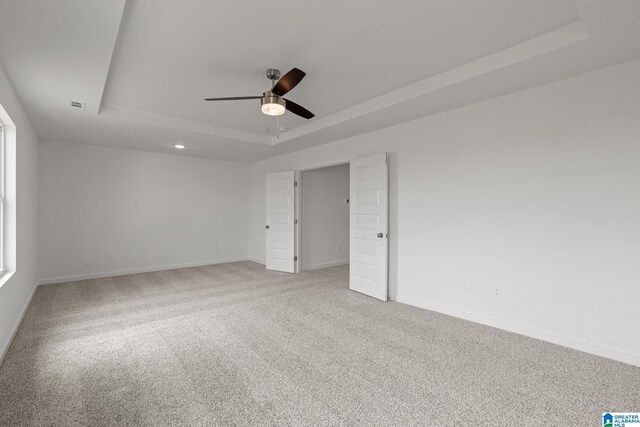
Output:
[
  {"xmin": 390, "ymin": 293, "xmax": 640, "ymax": 367},
  {"xmin": 38, "ymin": 257, "xmax": 250, "ymax": 285},
  {"xmin": 0, "ymin": 281, "xmax": 38, "ymax": 368},
  {"xmin": 247, "ymin": 257, "xmax": 266, "ymax": 265},
  {"xmin": 302, "ymin": 260, "xmax": 349, "ymax": 271}
]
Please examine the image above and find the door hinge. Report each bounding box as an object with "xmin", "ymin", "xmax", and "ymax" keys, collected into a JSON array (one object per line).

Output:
[
  {"xmin": 294, "ymin": 181, "xmax": 298, "ymax": 187},
  {"xmin": 294, "ymin": 256, "xmax": 298, "ymax": 261},
  {"xmin": 294, "ymin": 218, "xmax": 298, "ymax": 224}
]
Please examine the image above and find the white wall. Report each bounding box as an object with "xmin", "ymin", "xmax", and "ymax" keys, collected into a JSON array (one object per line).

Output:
[
  {"xmin": 0, "ymin": 65, "xmax": 39, "ymax": 362},
  {"xmin": 38, "ymin": 141, "xmax": 250, "ymax": 283},
  {"xmin": 300, "ymin": 164, "xmax": 349, "ymax": 270},
  {"xmin": 249, "ymin": 59, "xmax": 640, "ymax": 366}
]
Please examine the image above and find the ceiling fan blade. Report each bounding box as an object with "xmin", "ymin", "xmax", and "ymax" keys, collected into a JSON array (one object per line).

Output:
[
  {"xmin": 284, "ymin": 98, "xmax": 314, "ymax": 119},
  {"xmin": 272, "ymin": 68, "xmax": 306, "ymax": 96},
  {"xmin": 204, "ymin": 96, "xmax": 262, "ymax": 101}
]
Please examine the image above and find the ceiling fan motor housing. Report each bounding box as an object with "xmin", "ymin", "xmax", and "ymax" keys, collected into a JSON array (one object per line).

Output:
[{"xmin": 266, "ymin": 68, "xmax": 281, "ymax": 81}]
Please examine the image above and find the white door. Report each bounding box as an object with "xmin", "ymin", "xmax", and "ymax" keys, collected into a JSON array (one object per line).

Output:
[
  {"xmin": 266, "ymin": 171, "xmax": 296, "ymax": 273},
  {"xmin": 350, "ymin": 153, "xmax": 388, "ymax": 301}
]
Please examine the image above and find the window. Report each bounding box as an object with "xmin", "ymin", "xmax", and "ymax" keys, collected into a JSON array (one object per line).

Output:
[
  {"xmin": 0, "ymin": 102, "xmax": 15, "ymax": 286},
  {"xmin": 0, "ymin": 120, "xmax": 4, "ymax": 274}
]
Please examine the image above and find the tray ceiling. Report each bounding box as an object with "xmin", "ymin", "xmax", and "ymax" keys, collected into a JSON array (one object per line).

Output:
[{"xmin": 1, "ymin": 0, "xmax": 639, "ymax": 162}]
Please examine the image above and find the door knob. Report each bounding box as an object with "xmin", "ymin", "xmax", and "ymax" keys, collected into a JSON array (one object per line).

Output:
[
  {"xmin": 265, "ymin": 225, "xmax": 270, "ymax": 229},
  {"xmin": 377, "ymin": 233, "xmax": 384, "ymax": 238}
]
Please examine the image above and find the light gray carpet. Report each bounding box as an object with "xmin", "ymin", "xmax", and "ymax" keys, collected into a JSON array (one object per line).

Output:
[{"xmin": 0, "ymin": 261, "xmax": 638, "ymax": 426}]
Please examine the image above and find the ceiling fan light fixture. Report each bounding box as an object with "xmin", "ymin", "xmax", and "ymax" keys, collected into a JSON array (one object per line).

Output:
[{"xmin": 261, "ymin": 94, "xmax": 286, "ymax": 116}]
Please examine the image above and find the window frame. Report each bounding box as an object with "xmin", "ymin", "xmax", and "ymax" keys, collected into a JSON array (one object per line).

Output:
[
  {"xmin": 0, "ymin": 120, "xmax": 4, "ymax": 274},
  {"xmin": 0, "ymin": 101, "xmax": 14, "ymax": 288}
]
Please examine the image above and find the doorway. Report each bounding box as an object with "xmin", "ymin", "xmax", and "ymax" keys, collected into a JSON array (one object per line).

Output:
[
  {"xmin": 299, "ymin": 164, "xmax": 350, "ymax": 272},
  {"xmin": 265, "ymin": 153, "xmax": 389, "ymax": 301}
]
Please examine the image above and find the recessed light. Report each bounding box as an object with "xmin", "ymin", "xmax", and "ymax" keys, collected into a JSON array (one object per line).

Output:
[{"xmin": 174, "ymin": 144, "xmax": 185, "ymax": 149}]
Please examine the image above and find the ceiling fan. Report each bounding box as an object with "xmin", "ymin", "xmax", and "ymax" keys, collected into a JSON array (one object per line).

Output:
[{"xmin": 204, "ymin": 68, "xmax": 314, "ymax": 119}]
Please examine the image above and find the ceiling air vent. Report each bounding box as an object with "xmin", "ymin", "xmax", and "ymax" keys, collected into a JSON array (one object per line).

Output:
[{"xmin": 70, "ymin": 101, "xmax": 86, "ymax": 110}]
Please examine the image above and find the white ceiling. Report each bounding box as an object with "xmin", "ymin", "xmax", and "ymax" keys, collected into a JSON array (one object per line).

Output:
[{"xmin": 1, "ymin": 0, "xmax": 640, "ymax": 162}]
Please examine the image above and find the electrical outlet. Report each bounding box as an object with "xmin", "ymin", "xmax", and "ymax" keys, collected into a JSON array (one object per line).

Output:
[
  {"xmin": 494, "ymin": 286, "xmax": 502, "ymax": 298},
  {"xmin": 464, "ymin": 282, "xmax": 472, "ymax": 293},
  {"xmin": 215, "ymin": 245, "xmax": 219, "ymax": 251},
  {"xmin": 337, "ymin": 245, "xmax": 342, "ymax": 253}
]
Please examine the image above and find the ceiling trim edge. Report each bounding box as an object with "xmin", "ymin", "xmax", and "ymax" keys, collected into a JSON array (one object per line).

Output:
[
  {"xmin": 94, "ymin": 0, "xmax": 128, "ymax": 116},
  {"xmin": 97, "ymin": 16, "xmax": 588, "ymax": 147},
  {"xmin": 100, "ymin": 104, "xmax": 272, "ymax": 144},
  {"xmin": 270, "ymin": 19, "xmax": 589, "ymax": 145}
]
